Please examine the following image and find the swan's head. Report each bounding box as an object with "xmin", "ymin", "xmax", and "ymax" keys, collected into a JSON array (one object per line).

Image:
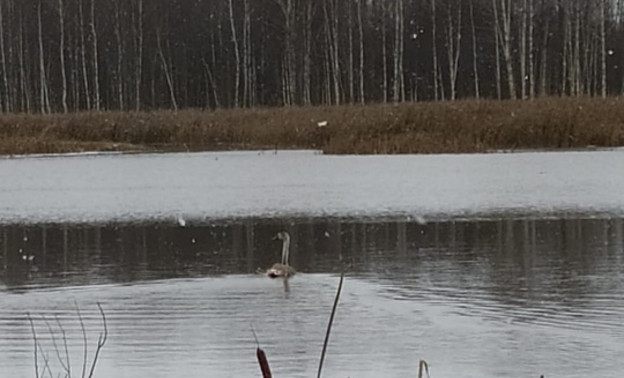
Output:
[{"xmin": 275, "ymin": 231, "xmax": 290, "ymax": 241}]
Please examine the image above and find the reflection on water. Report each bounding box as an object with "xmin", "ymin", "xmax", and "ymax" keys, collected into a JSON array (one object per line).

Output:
[{"xmin": 1, "ymin": 217, "xmax": 624, "ymax": 377}]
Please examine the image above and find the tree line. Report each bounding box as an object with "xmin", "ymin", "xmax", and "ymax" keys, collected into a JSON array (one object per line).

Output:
[{"xmin": 0, "ymin": 0, "xmax": 623, "ymax": 114}]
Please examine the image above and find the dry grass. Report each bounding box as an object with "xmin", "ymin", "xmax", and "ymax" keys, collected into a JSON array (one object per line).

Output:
[{"xmin": 1, "ymin": 97, "xmax": 623, "ymax": 155}]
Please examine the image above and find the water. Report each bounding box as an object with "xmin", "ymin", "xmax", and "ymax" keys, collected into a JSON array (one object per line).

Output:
[
  {"xmin": 2, "ymin": 150, "xmax": 624, "ymax": 377},
  {"xmin": 1, "ymin": 218, "xmax": 623, "ymax": 378},
  {"xmin": 2, "ymin": 149, "xmax": 624, "ymax": 224}
]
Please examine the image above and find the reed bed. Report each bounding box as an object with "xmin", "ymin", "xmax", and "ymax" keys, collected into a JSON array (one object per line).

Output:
[{"xmin": 1, "ymin": 97, "xmax": 623, "ymax": 155}]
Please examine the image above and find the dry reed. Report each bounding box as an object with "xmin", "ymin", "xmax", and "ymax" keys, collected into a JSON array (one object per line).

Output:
[{"xmin": 1, "ymin": 97, "xmax": 623, "ymax": 155}]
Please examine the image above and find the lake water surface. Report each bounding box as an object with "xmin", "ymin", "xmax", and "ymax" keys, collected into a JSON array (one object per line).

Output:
[{"xmin": 1, "ymin": 151, "xmax": 624, "ymax": 377}]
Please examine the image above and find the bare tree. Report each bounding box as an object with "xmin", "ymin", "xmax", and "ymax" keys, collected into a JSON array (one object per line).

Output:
[
  {"xmin": 600, "ymin": 0, "xmax": 607, "ymax": 97},
  {"xmin": 528, "ymin": 0, "xmax": 535, "ymax": 99},
  {"xmin": 0, "ymin": 0, "xmax": 621, "ymax": 113},
  {"xmin": 431, "ymin": 0, "xmax": 439, "ymax": 100},
  {"xmin": 114, "ymin": 0, "xmax": 124, "ymax": 110},
  {"xmin": 519, "ymin": 0, "xmax": 527, "ymax": 99},
  {"xmin": 392, "ymin": 0, "xmax": 404, "ymax": 102},
  {"xmin": 274, "ymin": 0, "xmax": 297, "ymax": 105},
  {"xmin": 492, "ymin": 0, "xmax": 516, "ymax": 99},
  {"xmin": 323, "ymin": 0, "xmax": 341, "ymax": 105},
  {"xmin": 347, "ymin": 0, "xmax": 355, "ymax": 103},
  {"xmin": 133, "ymin": 0, "xmax": 143, "ymax": 111},
  {"xmin": 58, "ymin": 0, "xmax": 68, "ymax": 113},
  {"xmin": 445, "ymin": 1, "xmax": 461, "ymax": 101},
  {"xmin": 17, "ymin": 5, "xmax": 30, "ymax": 112},
  {"xmin": 303, "ymin": 0, "xmax": 313, "ymax": 105},
  {"xmin": 156, "ymin": 29, "xmax": 177, "ymax": 111},
  {"xmin": 493, "ymin": 0, "xmax": 502, "ymax": 99},
  {"xmin": 78, "ymin": 0, "xmax": 91, "ymax": 110},
  {"xmin": 0, "ymin": 1, "xmax": 9, "ymax": 112},
  {"xmin": 38, "ymin": 2, "xmax": 50, "ymax": 114},
  {"xmin": 228, "ymin": 0, "xmax": 240, "ymax": 107},
  {"xmin": 469, "ymin": 0, "xmax": 480, "ymax": 99},
  {"xmin": 242, "ymin": 0, "xmax": 252, "ymax": 107},
  {"xmin": 202, "ymin": 57, "xmax": 220, "ymax": 109},
  {"xmin": 381, "ymin": 0, "xmax": 388, "ymax": 103},
  {"xmin": 539, "ymin": 9, "xmax": 550, "ymax": 97},
  {"xmin": 90, "ymin": 0, "xmax": 100, "ymax": 110},
  {"xmin": 357, "ymin": 0, "xmax": 365, "ymax": 103}
]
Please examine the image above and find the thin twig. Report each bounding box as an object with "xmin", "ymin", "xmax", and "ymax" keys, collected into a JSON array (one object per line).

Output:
[
  {"xmin": 27, "ymin": 313, "xmax": 39, "ymax": 378},
  {"xmin": 316, "ymin": 271, "xmax": 344, "ymax": 378},
  {"xmin": 42, "ymin": 316, "xmax": 70, "ymax": 375},
  {"xmin": 39, "ymin": 348, "xmax": 53, "ymax": 378},
  {"xmin": 75, "ymin": 303, "xmax": 87, "ymax": 378},
  {"xmin": 250, "ymin": 324, "xmax": 260, "ymax": 348},
  {"xmin": 87, "ymin": 302, "xmax": 107, "ymax": 378},
  {"xmin": 55, "ymin": 315, "xmax": 72, "ymax": 378}
]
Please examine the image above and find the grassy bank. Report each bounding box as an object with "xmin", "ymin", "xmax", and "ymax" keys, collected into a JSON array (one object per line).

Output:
[{"xmin": 1, "ymin": 97, "xmax": 623, "ymax": 155}]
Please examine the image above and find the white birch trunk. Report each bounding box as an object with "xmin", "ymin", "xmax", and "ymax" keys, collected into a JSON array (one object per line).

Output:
[
  {"xmin": 357, "ymin": 0, "xmax": 365, "ymax": 103},
  {"xmin": 600, "ymin": 0, "xmax": 607, "ymax": 97},
  {"xmin": 469, "ymin": 0, "xmax": 480, "ymax": 99},
  {"xmin": 59, "ymin": 0, "xmax": 68, "ymax": 112},
  {"xmin": 0, "ymin": 2, "xmax": 9, "ymax": 112},
  {"xmin": 90, "ymin": 0, "xmax": 100, "ymax": 110},
  {"xmin": 228, "ymin": 0, "xmax": 240, "ymax": 107}
]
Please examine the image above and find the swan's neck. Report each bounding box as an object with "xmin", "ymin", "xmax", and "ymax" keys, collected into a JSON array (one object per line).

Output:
[{"xmin": 281, "ymin": 238, "xmax": 290, "ymax": 265}]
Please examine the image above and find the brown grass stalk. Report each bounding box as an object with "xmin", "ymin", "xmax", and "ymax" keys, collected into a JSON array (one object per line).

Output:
[
  {"xmin": 317, "ymin": 271, "xmax": 345, "ymax": 378},
  {"xmin": 1, "ymin": 97, "xmax": 623, "ymax": 156}
]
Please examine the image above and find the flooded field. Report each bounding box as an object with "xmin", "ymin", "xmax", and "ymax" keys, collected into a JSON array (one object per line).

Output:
[
  {"xmin": 1, "ymin": 150, "xmax": 624, "ymax": 377},
  {"xmin": 1, "ymin": 217, "xmax": 623, "ymax": 378}
]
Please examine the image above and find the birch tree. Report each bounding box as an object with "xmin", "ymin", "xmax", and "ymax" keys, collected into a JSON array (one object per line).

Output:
[
  {"xmin": 90, "ymin": 0, "xmax": 100, "ymax": 110},
  {"xmin": 228, "ymin": 0, "xmax": 240, "ymax": 107},
  {"xmin": 445, "ymin": 1, "xmax": 461, "ymax": 101},
  {"xmin": 114, "ymin": 0, "xmax": 124, "ymax": 110},
  {"xmin": 431, "ymin": 0, "xmax": 439, "ymax": 100},
  {"xmin": 133, "ymin": 0, "xmax": 143, "ymax": 111},
  {"xmin": 38, "ymin": 2, "xmax": 50, "ymax": 113},
  {"xmin": 156, "ymin": 29, "xmax": 177, "ymax": 110},
  {"xmin": 600, "ymin": 0, "xmax": 606, "ymax": 97},
  {"xmin": 357, "ymin": 0, "xmax": 364, "ymax": 103},
  {"xmin": 469, "ymin": 0, "xmax": 480, "ymax": 99},
  {"xmin": 493, "ymin": 0, "xmax": 516, "ymax": 99},
  {"xmin": 302, "ymin": 0, "xmax": 313, "ymax": 105},
  {"xmin": 0, "ymin": 1, "xmax": 9, "ymax": 112},
  {"xmin": 392, "ymin": 0, "xmax": 404, "ymax": 103},
  {"xmin": 58, "ymin": 0, "xmax": 68, "ymax": 112},
  {"xmin": 274, "ymin": 0, "xmax": 296, "ymax": 105}
]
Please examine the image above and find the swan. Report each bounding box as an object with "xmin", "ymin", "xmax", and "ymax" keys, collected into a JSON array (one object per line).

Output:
[{"xmin": 267, "ymin": 231, "xmax": 296, "ymax": 278}]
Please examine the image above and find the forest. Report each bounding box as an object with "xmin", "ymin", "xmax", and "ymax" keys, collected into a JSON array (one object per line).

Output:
[{"xmin": 0, "ymin": 0, "xmax": 623, "ymax": 114}]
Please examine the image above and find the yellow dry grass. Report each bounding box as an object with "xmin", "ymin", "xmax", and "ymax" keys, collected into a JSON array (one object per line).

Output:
[{"xmin": 1, "ymin": 97, "xmax": 623, "ymax": 155}]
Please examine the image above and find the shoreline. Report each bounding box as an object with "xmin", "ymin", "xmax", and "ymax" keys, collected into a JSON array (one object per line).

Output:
[{"xmin": 1, "ymin": 97, "xmax": 623, "ymax": 156}]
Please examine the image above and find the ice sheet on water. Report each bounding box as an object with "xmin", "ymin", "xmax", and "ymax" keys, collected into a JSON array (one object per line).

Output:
[{"xmin": 1, "ymin": 149, "xmax": 624, "ymax": 224}]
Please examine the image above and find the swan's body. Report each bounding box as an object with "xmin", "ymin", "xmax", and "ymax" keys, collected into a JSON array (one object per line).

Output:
[{"xmin": 267, "ymin": 231, "xmax": 296, "ymax": 278}]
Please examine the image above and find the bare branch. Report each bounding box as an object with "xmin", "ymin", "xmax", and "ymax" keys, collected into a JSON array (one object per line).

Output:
[
  {"xmin": 55, "ymin": 315, "xmax": 72, "ymax": 378},
  {"xmin": 40, "ymin": 348, "xmax": 53, "ymax": 378},
  {"xmin": 75, "ymin": 303, "xmax": 88, "ymax": 378},
  {"xmin": 87, "ymin": 302, "xmax": 108, "ymax": 378},
  {"xmin": 42, "ymin": 316, "xmax": 70, "ymax": 375},
  {"xmin": 27, "ymin": 313, "xmax": 39, "ymax": 378}
]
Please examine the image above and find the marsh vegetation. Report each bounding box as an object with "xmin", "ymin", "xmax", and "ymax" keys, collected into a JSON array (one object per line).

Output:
[{"xmin": 1, "ymin": 97, "xmax": 623, "ymax": 155}]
